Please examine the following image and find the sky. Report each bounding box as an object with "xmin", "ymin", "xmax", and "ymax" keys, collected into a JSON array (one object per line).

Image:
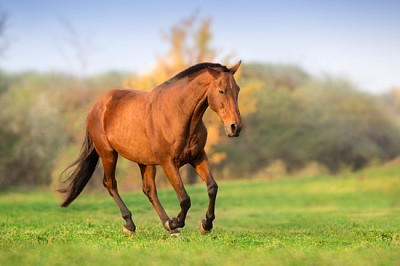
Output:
[{"xmin": 0, "ymin": 0, "xmax": 399, "ymax": 94}]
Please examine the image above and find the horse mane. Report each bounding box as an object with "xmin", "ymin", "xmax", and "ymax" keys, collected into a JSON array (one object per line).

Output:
[{"xmin": 165, "ymin": 62, "xmax": 229, "ymax": 84}]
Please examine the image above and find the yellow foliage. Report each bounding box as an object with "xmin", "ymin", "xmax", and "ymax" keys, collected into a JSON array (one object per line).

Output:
[
  {"xmin": 239, "ymin": 82, "xmax": 261, "ymax": 115},
  {"xmin": 392, "ymin": 87, "xmax": 400, "ymax": 107},
  {"xmin": 209, "ymin": 152, "xmax": 227, "ymax": 164}
]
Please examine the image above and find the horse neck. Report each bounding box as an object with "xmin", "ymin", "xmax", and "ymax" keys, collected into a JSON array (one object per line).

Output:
[{"xmin": 169, "ymin": 74, "xmax": 210, "ymax": 129}]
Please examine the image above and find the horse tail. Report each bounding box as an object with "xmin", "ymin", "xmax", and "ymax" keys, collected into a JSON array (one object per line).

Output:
[{"xmin": 58, "ymin": 126, "xmax": 99, "ymax": 207}]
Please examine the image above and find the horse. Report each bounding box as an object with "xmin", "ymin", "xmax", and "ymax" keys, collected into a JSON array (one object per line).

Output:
[{"xmin": 58, "ymin": 61, "xmax": 243, "ymax": 236}]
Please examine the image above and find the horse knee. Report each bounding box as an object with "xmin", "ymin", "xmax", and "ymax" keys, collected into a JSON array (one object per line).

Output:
[
  {"xmin": 180, "ymin": 196, "xmax": 191, "ymax": 211},
  {"xmin": 207, "ymin": 182, "xmax": 218, "ymax": 198}
]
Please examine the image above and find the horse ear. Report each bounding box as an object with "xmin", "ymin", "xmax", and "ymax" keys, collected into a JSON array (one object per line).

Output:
[
  {"xmin": 206, "ymin": 66, "xmax": 220, "ymax": 78},
  {"xmin": 229, "ymin": 60, "xmax": 242, "ymax": 75}
]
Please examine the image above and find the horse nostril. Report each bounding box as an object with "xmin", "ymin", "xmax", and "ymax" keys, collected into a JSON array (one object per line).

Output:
[{"xmin": 231, "ymin": 123, "xmax": 237, "ymax": 133}]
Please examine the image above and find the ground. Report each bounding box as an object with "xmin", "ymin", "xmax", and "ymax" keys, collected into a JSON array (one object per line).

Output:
[{"xmin": 0, "ymin": 165, "xmax": 399, "ymax": 265}]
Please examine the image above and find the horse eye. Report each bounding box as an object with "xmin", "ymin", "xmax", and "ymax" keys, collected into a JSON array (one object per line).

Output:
[{"xmin": 218, "ymin": 89, "xmax": 224, "ymax": 94}]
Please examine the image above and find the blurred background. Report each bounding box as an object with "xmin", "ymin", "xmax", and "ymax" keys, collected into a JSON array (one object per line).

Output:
[{"xmin": 0, "ymin": 0, "xmax": 399, "ymax": 192}]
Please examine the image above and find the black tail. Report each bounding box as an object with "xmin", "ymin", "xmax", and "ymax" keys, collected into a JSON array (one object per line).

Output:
[{"xmin": 58, "ymin": 127, "xmax": 99, "ymax": 207}]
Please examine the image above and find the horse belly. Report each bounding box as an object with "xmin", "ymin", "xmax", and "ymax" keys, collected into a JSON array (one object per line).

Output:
[{"xmin": 113, "ymin": 136, "xmax": 157, "ymax": 164}]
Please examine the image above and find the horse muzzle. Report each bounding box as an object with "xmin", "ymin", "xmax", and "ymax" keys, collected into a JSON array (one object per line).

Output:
[{"xmin": 224, "ymin": 122, "xmax": 242, "ymax": 137}]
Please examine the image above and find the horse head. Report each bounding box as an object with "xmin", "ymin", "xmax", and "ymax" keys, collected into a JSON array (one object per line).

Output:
[{"xmin": 207, "ymin": 61, "xmax": 243, "ymax": 137}]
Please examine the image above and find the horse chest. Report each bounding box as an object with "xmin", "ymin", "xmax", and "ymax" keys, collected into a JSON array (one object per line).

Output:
[
  {"xmin": 167, "ymin": 123, "xmax": 207, "ymax": 166},
  {"xmin": 170, "ymin": 131, "xmax": 207, "ymax": 166},
  {"xmin": 172, "ymin": 144, "xmax": 200, "ymax": 166}
]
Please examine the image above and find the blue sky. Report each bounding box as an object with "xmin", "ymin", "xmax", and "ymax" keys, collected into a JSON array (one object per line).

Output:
[{"xmin": 1, "ymin": 0, "xmax": 399, "ymax": 93}]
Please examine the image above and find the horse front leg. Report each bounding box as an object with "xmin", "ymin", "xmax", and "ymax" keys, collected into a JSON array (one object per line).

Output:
[
  {"xmin": 161, "ymin": 160, "xmax": 191, "ymax": 231},
  {"xmin": 190, "ymin": 150, "xmax": 218, "ymax": 234},
  {"xmin": 139, "ymin": 164, "xmax": 180, "ymax": 236}
]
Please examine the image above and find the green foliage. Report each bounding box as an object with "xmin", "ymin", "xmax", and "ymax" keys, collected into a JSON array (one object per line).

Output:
[
  {"xmin": 213, "ymin": 63, "xmax": 400, "ymax": 177},
  {"xmin": 0, "ymin": 71, "xmax": 129, "ymax": 189},
  {"xmin": 0, "ymin": 72, "xmax": 64, "ymax": 188},
  {"xmin": 0, "ymin": 165, "xmax": 399, "ymax": 265}
]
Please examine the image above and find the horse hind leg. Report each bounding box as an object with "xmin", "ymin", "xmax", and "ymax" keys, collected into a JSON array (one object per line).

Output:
[
  {"xmin": 101, "ymin": 151, "xmax": 136, "ymax": 233},
  {"xmin": 190, "ymin": 150, "xmax": 218, "ymax": 235}
]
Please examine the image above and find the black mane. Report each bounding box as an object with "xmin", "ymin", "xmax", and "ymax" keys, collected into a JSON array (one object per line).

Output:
[{"xmin": 165, "ymin": 62, "xmax": 229, "ymax": 84}]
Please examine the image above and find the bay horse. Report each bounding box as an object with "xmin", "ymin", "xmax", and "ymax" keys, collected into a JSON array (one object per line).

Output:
[{"xmin": 58, "ymin": 61, "xmax": 243, "ymax": 236}]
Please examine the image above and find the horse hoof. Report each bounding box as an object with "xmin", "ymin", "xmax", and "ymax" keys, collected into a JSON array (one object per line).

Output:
[
  {"xmin": 123, "ymin": 225, "xmax": 134, "ymax": 234},
  {"xmin": 200, "ymin": 221, "xmax": 212, "ymax": 235},
  {"xmin": 169, "ymin": 229, "xmax": 181, "ymax": 237}
]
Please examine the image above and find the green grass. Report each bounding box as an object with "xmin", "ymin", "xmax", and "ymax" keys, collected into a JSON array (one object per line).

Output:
[{"xmin": 1, "ymin": 165, "xmax": 399, "ymax": 265}]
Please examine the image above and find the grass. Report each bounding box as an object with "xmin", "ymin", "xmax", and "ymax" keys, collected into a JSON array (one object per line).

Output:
[{"xmin": 0, "ymin": 165, "xmax": 399, "ymax": 265}]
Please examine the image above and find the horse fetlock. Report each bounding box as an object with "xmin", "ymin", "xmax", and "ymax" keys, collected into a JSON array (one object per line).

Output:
[
  {"xmin": 170, "ymin": 217, "xmax": 181, "ymax": 229},
  {"xmin": 164, "ymin": 216, "xmax": 185, "ymax": 230},
  {"xmin": 164, "ymin": 217, "xmax": 177, "ymax": 230},
  {"xmin": 202, "ymin": 218, "xmax": 213, "ymax": 230},
  {"xmin": 177, "ymin": 217, "xmax": 185, "ymax": 228},
  {"xmin": 121, "ymin": 210, "xmax": 132, "ymax": 220},
  {"xmin": 206, "ymin": 213, "xmax": 215, "ymax": 222}
]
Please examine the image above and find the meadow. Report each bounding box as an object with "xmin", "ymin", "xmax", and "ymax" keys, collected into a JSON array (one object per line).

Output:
[{"xmin": 1, "ymin": 164, "xmax": 399, "ymax": 265}]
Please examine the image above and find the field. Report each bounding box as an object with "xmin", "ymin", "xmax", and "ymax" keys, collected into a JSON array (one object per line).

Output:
[{"xmin": 1, "ymin": 165, "xmax": 399, "ymax": 265}]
